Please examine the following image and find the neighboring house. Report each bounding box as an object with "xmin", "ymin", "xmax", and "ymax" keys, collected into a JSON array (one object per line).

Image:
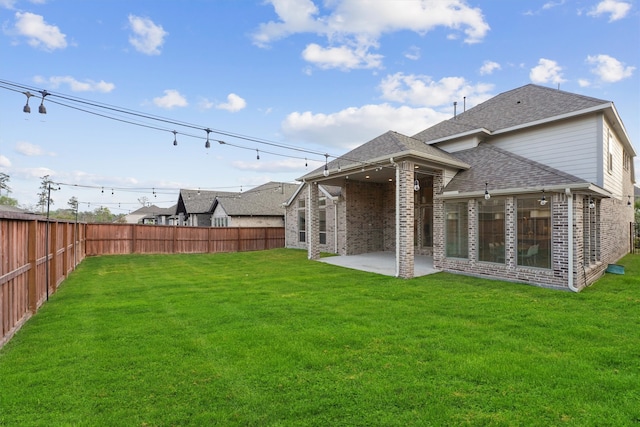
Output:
[
  {"xmin": 176, "ymin": 182, "xmax": 297, "ymax": 227},
  {"xmin": 175, "ymin": 189, "xmax": 235, "ymax": 227},
  {"xmin": 122, "ymin": 205, "xmax": 162, "ymax": 224},
  {"xmin": 286, "ymin": 84, "xmax": 636, "ymax": 291},
  {"xmin": 211, "ymin": 182, "xmax": 298, "ymax": 227}
]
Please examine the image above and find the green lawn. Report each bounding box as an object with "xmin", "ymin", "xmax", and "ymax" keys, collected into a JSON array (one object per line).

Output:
[{"xmin": 1, "ymin": 249, "xmax": 639, "ymax": 426}]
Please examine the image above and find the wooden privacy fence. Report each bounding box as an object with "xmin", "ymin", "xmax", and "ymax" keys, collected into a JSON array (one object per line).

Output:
[
  {"xmin": 0, "ymin": 212, "xmax": 86, "ymax": 348},
  {"xmin": 85, "ymin": 224, "xmax": 285, "ymax": 255},
  {"xmin": 1, "ymin": 216, "xmax": 285, "ymax": 347}
]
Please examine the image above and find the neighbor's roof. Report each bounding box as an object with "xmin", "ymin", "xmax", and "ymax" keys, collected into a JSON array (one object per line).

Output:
[
  {"xmin": 301, "ymin": 130, "xmax": 468, "ymax": 180},
  {"xmin": 443, "ymin": 143, "xmax": 586, "ymax": 195},
  {"xmin": 413, "ymin": 84, "xmax": 610, "ymax": 143},
  {"xmin": 178, "ymin": 189, "xmax": 236, "ymax": 214},
  {"xmin": 214, "ymin": 182, "xmax": 298, "ymax": 216}
]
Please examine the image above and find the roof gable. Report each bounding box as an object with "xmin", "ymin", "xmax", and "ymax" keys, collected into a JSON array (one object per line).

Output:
[
  {"xmin": 301, "ymin": 130, "xmax": 466, "ymax": 180},
  {"xmin": 214, "ymin": 182, "xmax": 298, "ymax": 216},
  {"xmin": 413, "ymin": 84, "xmax": 609, "ymax": 143}
]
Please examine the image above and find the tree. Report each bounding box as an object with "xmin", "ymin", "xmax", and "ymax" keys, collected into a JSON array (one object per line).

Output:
[
  {"xmin": 138, "ymin": 196, "xmax": 150, "ymax": 207},
  {"xmin": 36, "ymin": 175, "xmax": 58, "ymax": 213},
  {"xmin": 0, "ymin": 195, "xmax": 18, "ymax": 206},
  {"xmin": 0, "ymin": 172, "xmax": 10, "ymax": 195},
  {"xmin": 68, "ymin": 196, "xmax": 79, "ymax": 212}
]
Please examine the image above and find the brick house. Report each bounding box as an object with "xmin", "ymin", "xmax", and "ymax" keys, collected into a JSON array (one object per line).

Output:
[
  {"xmin": 285, "ymin": 84, "xmax": 636, "ymax": 291},
  {"xmin": 176, "ymin": 182, "xmax": 297, "ymax": 227}
]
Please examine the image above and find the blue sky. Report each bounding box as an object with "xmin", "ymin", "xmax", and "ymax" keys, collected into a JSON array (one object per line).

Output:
[{"xmin": 0, "ymin": 0, "xmax": 638, "ymax": 213}]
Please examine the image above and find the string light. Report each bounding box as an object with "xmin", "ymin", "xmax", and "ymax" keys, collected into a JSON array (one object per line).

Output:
[
  {"xmin": 204, "ymin": 128, "xmax": 211, "ymax": 149},
  {"xmin": 256, "ymin": 149, "xmax": 260, "ymax": 160},
  {"xmin": 22, "ymin": 91, "xmax": 33, "ymax": 113},
  {"xmin": 38, "ymin": 90, "xmax": 49, "ymax": 114},
  {"xmin": 172, "ymin": 130, "xmax": 178, "ymax": 146},
  {"xmin": 414, "ymin": 178, "xmax": 420, "ymax": 192},
  {"xmin": 484, "ymin": 182, "xmax": 491, "ymax": 200},
  {"xmin": 539, "ymin": 189, "xmax": 547, "ymax": 206},
  {"xmin": 628, "ymin": 195, "xmax": 632, "ymax": 206},
  {"xmin": 323, "ymin": 154, "xmax": 329, "ymax": 177}
]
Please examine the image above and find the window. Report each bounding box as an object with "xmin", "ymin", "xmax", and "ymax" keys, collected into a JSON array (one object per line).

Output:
[
  {"xmin": 213, "ymin": 217, "xmax": 229, "ymax": 227},
  {"xmin": 297, "ymin": 199, "xmax": 306, "ymax": 242},
  {"xmin": 583, "ymin": 197, "xmax": 600, "ymax": 265},
  {"xmin": 607, "ymin": 129, "xmax": 613, "ymax": 174},
  {"xmin": 319, "ymin": 209, "xmax": 327, "ymax": 244},
  {"xmin": 414, "ymin": 176, "xmax": 433, "ymax": 248},
  {"xmin": 445, "ymin": 202, "xmax": 468, "ymax": 258},
  {"xmin": 478, "ymin": 199, "xmax": 505, "ymax": 263},
  {"xmin": 623, "ymin": 152, "xmax": 630, "ymax": 171},
  {"xmin": 516, "ymin": 197, "xmax": 551, "ymax": 268}
]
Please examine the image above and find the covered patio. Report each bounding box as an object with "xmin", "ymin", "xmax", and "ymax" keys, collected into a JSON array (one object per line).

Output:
[{"xmin": 319, "ymin": 252, "xmax": 438, "ymax": 277}]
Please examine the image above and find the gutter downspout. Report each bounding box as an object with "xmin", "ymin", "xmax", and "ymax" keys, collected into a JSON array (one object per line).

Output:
[
  {"xmin": 390, "ymin": 157, "xmax": 400, "ymax": 277},
  {"xmin": 566, "ymin": 188, "xmax": 579, "ymax": 292}
]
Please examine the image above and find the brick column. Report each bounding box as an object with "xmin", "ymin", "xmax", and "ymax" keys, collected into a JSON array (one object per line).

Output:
[
  {"xmin": 397, "ymin": 161, "xmax": 415, "ymax": 278},
  {"xmin": 307, "ymin": 182, "xmax": 320, "ymax": 260},
  {"xmin": 432, "ymin": 172, "xmax": 444, "ymax": 269}
]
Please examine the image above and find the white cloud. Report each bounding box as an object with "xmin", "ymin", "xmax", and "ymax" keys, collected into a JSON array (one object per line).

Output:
[
  {"xmin": 13, "ymin": 12, "xmax": 67, "ymax": 51},
  {"xmin": 479, "ymin": 60, "xmax": 501, "ymax": 75},
  {"xmin": 33, "ymin": 75, "xmax": 115, "ymax": 93},
  {"xmin": 15, "ymin": 142, "xmax": 55, "ymax": 157},
  {"xmin": 378, "ymin": 73, "xmax": 494, "ymax": 108},
  {"xmin": 587, "ymin": 0, "xmax": 632, "ymax": 22},
  {"xmin": 404, "ymin": 46, "xmax": 421, "ymax": 61},
  {"xmin": 0, "ymin": 0, "xmax": 17, "ymax": 9},
  {"xmin": 281, "ymin": 103, "xmax": 451, "ymax": 150},
  {"xmin": 529, "ymin": 58, "xmax": 566, "ymax": 84},
  {"xmin": 216, "ymin": 93, "xmax": 247, "ymax": 112},
  {"xmin": 586, "ymin": 54, "xmax": 635, "ymax": 82},
  {"xmin": 128, "ymin": 15, "xmax": 167, "ymax": 55},
  {"xmin": 302, "ymin": 43, "xmax": 383, "ymax": 70},
  {"xmin": 0, "ymin": 155, "xmax": 11, "ymax": 167},
  {"xmin": 153, "ymin": 90, "xmax": 188, "ymax": 109},
  {"xmin": 198, "ymin": 97, "xmax": 214, "ymax": 110},
  {"xmin": 578, "ymin": 78, "xmax": 591, "ymax": 87},
  {"xmin": 253, "ymin": 0, "xmax": 490, "ymax": 70}
]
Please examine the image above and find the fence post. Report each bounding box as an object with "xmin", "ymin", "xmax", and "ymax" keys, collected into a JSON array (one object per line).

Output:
[
  {"xmin": 131, "ymin": 224, "xmax": 136, "ymax": 254},
  {"xmin": 51, "ymin": 221, "xmax": 58, "ymax": 293},
  {"xmin": 27, "ymin": 220, "xmax": 38, "ymax": 312}
]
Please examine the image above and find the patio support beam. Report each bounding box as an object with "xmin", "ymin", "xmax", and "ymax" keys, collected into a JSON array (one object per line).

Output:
[
  {"xmin": 397, "ymin": 161, "xmax": 415, "ymax": 278},
  {"xmin": 307, "ymin": 182, "xmax": 320, "ymax": 260}
]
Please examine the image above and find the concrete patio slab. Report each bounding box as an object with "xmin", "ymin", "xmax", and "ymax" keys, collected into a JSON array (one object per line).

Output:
[{"xmin": 318, "ymin": 252, "xmax": 438, "ymax": 278}]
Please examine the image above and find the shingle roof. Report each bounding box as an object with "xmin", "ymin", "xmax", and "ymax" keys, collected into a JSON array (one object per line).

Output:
[
  {"xmin": 444, "ymin": 143, "xmax": 585, "ymax": 193},
  {"xmin": 301, "ymin": 130, "xmax": 467, "ymax": 180},
  {"xmin": 215, "ymin": 182, "xmax": 298, "ymax": 216},
  {"xmin": 413, "ymin": 84, "xmax": 609, "ymax": 143},
  {"xmin": 178, "ymin": 189, "xmax": 236, "ymax": 214}
]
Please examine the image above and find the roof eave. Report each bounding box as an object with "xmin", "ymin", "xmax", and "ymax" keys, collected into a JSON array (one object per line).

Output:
[{"xmin": 437, "ymin": 182, "xmax": 613, "ymax": 200}]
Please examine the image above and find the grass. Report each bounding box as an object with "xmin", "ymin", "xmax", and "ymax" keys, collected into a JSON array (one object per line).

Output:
[{"xmin": 0, "ymin": 249, "xmax": 639, "ymax": 426}]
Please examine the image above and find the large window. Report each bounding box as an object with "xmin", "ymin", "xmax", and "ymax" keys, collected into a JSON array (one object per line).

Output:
[
  {"xmin": 583, "ymin": 197, "xmax": 600, "ymax": 265},
  {"xmin": 478, "ymin": 199, "xmax": 505, "ymax": 263},
  {"xmin": 445, "ymin": 202, "xmax": 468, "ymax": 258},
  {"xmin": 297, "ymin": 199, "xmax": 306, "ymax": 242},
  {"xmin": 319, "ymin": 199, "xmax": 327, "ymax": 245},
  {"xmin": 414, "ymin": 176, "xmax": 433, "ymax": 248},
  {"xmin": 516, "ymin": 197, "xmax": 551, "ymax": 268}
]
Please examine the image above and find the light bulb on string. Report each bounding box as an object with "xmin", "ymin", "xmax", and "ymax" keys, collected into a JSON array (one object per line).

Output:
[
  {"xmin": 204, "ymin": 128, "xmax": 211, "ymax": 149},
  {"xmin": 256, "ymin": 149, "xmax": 260, "ymax": 160},
  {"xmin": 484, "ymin": 182, "xmax": 491, "ymax": 200},
  {"xmin": 23, "ymin": 91, "xmax": 33, "ymax": 113},
  {"xmin": 323, "ymin": 154, "xmax": 329, "ymax": 177},
  {"xmin": 414, "ymin": 179, "xmax": 420, "ymax": 192},
  {"xmin": 539, "ymin": 189, "xmax": 547, "ymax": 206},
  {"xmin": 172, "ymin": 130, "xmax": 178, "ymax": 146}
]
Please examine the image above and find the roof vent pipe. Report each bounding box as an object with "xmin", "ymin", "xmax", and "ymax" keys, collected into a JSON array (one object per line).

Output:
[
  {"xmin": 453, "ymin": 101, "xmax": 457, "ymax": 119},
  {"xmin": 463, "ymin": 96, "xmax": 466, "ymax": 112}
]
